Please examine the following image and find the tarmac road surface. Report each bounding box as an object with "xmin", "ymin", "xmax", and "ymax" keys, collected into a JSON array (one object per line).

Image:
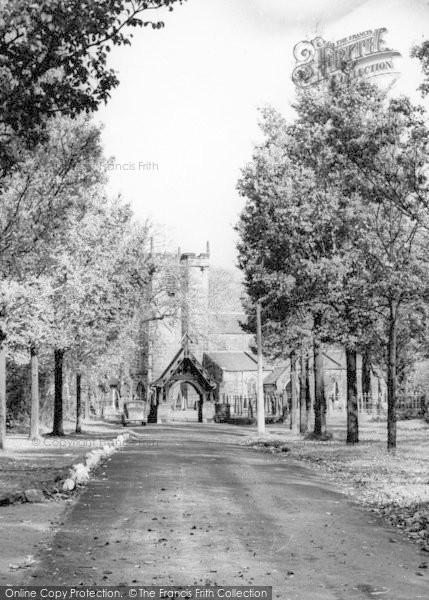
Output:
[{"xmin": 25, "ymin": 424, "xmax": 428, "ymax": 599}]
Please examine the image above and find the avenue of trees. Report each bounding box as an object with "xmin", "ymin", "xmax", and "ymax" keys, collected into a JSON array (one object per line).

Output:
[
  {"xmin": 0, "ymin": 0, "xmax": 186, "ymax": 448},
  {"xmin": 237, "ymin": 72, "xmax": 429, "ymax": 450}
]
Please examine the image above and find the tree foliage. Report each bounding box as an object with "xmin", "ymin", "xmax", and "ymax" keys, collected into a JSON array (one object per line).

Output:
[
  {"xmin": 237, "ymin": 77, "xmax": 429, "ymax": 449},
  {"xmin": 0, "ymin": 115, "xmax": 105, "ymax": 278},
  {"xmin": 0, "ymin": 0, "xmax": 186, "ymax": 445},
  {"xmin": 0, "ymin": 0, "xmax": 185, "ymax": 172},
  {"xmin": 412, "ymin": 40, "xmax": 429, "ymax": 99}
]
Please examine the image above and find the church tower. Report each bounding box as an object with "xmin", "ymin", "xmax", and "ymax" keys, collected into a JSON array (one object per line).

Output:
[
  {"xmin": 179, "ymin": 242, "xmax": 210, "ymax": 360},
  {"xmin": 144, "ymin": 242, "xmax": 211, "ymax": 391}
]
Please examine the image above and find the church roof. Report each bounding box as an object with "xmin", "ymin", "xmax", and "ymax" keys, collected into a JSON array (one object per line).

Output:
[
  {"xmin": 204, "ymin": 351, "xmax": 257, "ymax": 372},
  {"xmin": 264, "ymin": 365, "xmax": 289, "ymax": 385},
  {"xmin": 323, "ymin": 349, "xmax": 347, "ymax": 369}
]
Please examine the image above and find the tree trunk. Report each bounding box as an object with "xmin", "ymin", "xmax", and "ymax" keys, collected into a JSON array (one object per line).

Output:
[
  {"xmin": 198, "ymin": 398, "xmax": 203, "ymax": 423},
  {"xmin": 52, "ymin": 349, "xmax": 65, "ymax": 436},
  {"xmin": 0, "ymin": 333, "xmax": 6, "ymax": 450},
  {"xmin": 30, "ymin": 346, "xmax": 40, "ymax": 441},
  {"xmin": 65, "ymin": 371, "xmax": 71, "ymax": 418},
  {"xmin": 387, "ymin": 306, "xmax": 397, "ymax": 451},
  {"xmin": 85, "ymin": 388, "xmax": 91, "ymax": 422},
  {"xmin": 346, "ymin": 348, "xmax": 359, "ymax": 444},
  {"xmin": 256, "ymin": 301, "xmax": 265, "ymax": 435},
  {"xmin": 299, "ymin": 351, "xmax": 307, "ymax": 434},
  {"xmin": 290, "ymin": 350, "xmax": 299, "ymax": 433},
  {"xmin": 305, "ymin": 355, "xmax": 312, "ymax": 429},
  {"xmin": 313, "ymin": 336, "xmax": 325, "ymax": 436},
  {"xmin": 76, "ymin": 372, "xmax": 82, "ymax": 434},
  {"xmin": 362, "ymin": 349, "xmax": 371, "ymax": 399}
]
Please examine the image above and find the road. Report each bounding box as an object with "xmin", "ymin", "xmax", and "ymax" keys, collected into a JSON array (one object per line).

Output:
[{"xmin": 25, "ymin": 424, "xmax": 427, "ymax": 599}]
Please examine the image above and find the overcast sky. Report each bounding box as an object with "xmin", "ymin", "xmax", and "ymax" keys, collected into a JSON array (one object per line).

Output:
[{"xmin": 97, "ymin": 0, "xmax": 429, "ymax": 268}]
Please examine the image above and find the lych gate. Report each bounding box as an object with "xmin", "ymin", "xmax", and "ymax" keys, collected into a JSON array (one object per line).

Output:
[{"xmin": 151, "ymin": 335, "xmax": 217, "ymax": 423}]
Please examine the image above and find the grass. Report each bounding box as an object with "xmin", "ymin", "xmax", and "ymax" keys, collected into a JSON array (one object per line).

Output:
[
  {"xmin": 245, "ymin": 415, "xmax": 429, "ymax": 549},
  {"xmin": 0, "ymin": 420, "xmax": 121, "ymax": 504}
]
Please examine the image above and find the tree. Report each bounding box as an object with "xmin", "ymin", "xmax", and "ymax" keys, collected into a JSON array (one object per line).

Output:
[
  {"xmin": 295, "ymin": 78, "xmax": 429, "ymax": 449},
  {"xmin": 208, "ymin": 268, "xmax": 244, "ymax": 314},
  {"xmin": 0, "ymin": 275, "xmax": 54, "ymax": 446},
  {"xmin": 3, "ymin": 277, "xmax": 53, "ymax": 440},
  {"xmin": 289, "ymin": 349, "xmax": 298, "ymax": 433},
  {"xmin": 299, "ymin": 350, "xmax": 308, "ymax": 434},
  {"xmin": 45, "ymin": 199, "xmax": 182, "ymax": 435},
  {"xmin": 0, "ymin": 115, "xmax": 105, "ymax": 446},
  {"xmin": 238, "ymin": 76, "xmax": 429, "ymax": 450},
  {"xmin": 236, "ymin": 107, "xmax": 351, "ymax": 438},
  {"xmin": 0, "ymin": 116, "xmax": 105, "ymax": 273},
  {"xmin": 352, "ymin": 204, "xmax": 429, "ymax": 449},
  {"xmin": 411, "ymin": 41, "xmax": 429, "ymax": 98},
  {"xmin": 285, "ymin": 81, "xmax": 394, "ymax": 445},
  {"xmin": 67, "ymin": 213, "xmax": 155, "ymax": 434},
  {"xmin": 43, "ymin": 197, "xmax": 140, "ymax": 434},
  {"xmin": 0, "ymin": 0, "xmax": 185, "ymax": 173}
]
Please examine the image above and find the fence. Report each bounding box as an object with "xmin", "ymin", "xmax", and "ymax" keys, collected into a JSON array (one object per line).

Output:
[
  {"xmin": 358, "ymin": 393, "xmax": 386, "ymax": 416},
  {"xmin": 358, "ymin": 393, "xmax": 427, "ymax": 418},
  {"xmin": 220, "ymin": 392, "xmax": 427, "ymax": 421},
  {"xmin": 220, "ymin": 393, "xmax": 286, "ymax": 419}
]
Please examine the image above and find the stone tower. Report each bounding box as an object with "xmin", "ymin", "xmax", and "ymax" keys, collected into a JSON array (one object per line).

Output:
[
  {"xmin": 144, "ymin": 243, "xmax": 211, "ymax": 389},
  {"xmin": 179, "ymin": 242, "xmax": 210, "ymax": 360}
]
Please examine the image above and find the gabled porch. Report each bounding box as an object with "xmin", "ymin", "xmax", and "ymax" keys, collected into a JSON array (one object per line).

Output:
[{"xmin": 151, "ymin": 336, "xmax": 217, "ymax": 423}]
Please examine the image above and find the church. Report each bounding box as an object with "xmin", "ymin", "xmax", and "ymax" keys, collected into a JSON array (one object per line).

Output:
[
  {"xmin": 107, "ymin": 243, "xmax": 386, "ymax": 424},
  {"xmin": 141, "ymin": 244, "xmax": 271, "ymax": 423}
]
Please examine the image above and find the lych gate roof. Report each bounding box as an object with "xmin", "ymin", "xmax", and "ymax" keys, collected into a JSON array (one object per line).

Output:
[
  {"xmin": 152, "ymin": 345, "xmax": 217, "ymax": 392},
  {"xmin": 204, "ymin": 351, "xmax": 257, "ymax": 372}
]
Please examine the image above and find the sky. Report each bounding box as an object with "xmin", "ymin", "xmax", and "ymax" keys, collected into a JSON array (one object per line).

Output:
[{"xmin": 97, "ymin": 0, "xmax": 429, "ymax": 268}]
